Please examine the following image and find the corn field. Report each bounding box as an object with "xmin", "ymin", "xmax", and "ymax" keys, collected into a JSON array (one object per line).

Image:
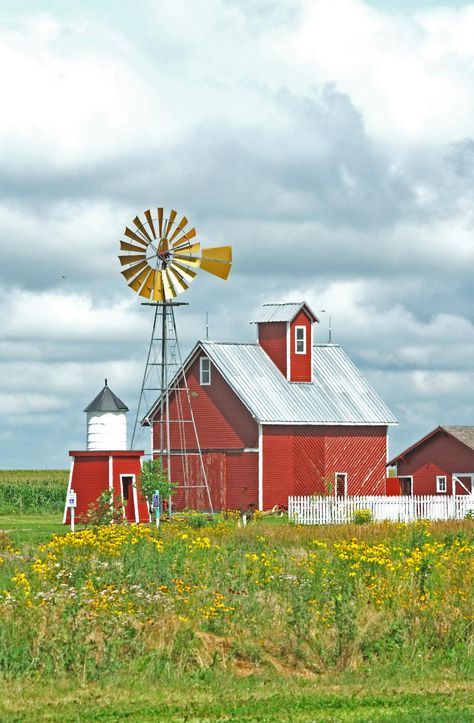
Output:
[{"xmin": 0, "ymin": 470, "xmax": 68, "ymax": 514}]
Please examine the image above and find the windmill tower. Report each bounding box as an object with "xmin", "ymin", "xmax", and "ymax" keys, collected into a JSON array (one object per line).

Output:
[{"xmin": 118, "ymin": 207, "xmax": 232, "ymax": 513}]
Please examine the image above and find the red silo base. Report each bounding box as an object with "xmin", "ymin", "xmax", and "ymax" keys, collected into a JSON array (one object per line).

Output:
[{"xmin": 64, "ymin": 450, "xmax": 149, "ymax": 524}]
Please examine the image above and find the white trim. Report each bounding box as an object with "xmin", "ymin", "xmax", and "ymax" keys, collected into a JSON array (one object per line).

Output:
[
  {"xmin": 258, "ymin": 423, "xmax": 263, "ymax": 510},
  {"xmin": 334, "ymin": 472, "xmax": 347, "ymax": 498},
  {"xmin": 286, "ymin": 322, "xmax": 291, "ymax": 380},
  {"xmin": 63, "ymin": 458, "xmax": 75, "ymax": 524},
  {"xmin": 294, "ymin": 325, "xmax": 306, "ymax": 354},
  {"xmin": 199, "ymin": 356, "xmax": 211, "ymax": 385},
  {"xmin": 310, "ymin": 323, "xmax": 314, "ymax": 382},
  {"xmin": 452, "ymin": 473, "xmax": 474, "ymax": 495},
  {"xmin": 120, "ymin": 474, "xmax": 138, "ymax": 523},
  {"xmin": 243, "ymin": 448, "xmax": 259, "ymax": 453},
  {"xmin": 436, "ymin": 475, "xmax": 447, "ymax": 494}
]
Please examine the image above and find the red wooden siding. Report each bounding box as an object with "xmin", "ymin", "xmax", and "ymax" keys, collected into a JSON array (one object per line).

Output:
[
  {"xmin": 262, "ymin": 425, "xmax": 387, "ymax": 508},
  {"xmin": 226, "ymin": 452, "xmax": 258, "ymax": 510},
  {"xmin": 169, "ymin": 452, "xmax": 226, "ymax": 511},
  {"xmin": 66, "ymin": 452, "xmax": 148, "ymax": 524},
  {"xmin": 395, "ymin": 431, "xmax": 474, "ymax": 496},
  {"xmin": 257, "ymin": 322, "xmax": 287, "ymax": 377},
  {"xmin": 289, "ymin": 309, "xmax": 313, "ymax": 382},
  {"xmin": 153, "ymin": 355, "xmax": 258, "ymax": 452}
]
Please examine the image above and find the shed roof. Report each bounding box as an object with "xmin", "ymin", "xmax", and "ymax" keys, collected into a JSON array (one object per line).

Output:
[
  {"xmin": 147, "ymin": 342, "xmax": 397, "ymax": 426},
  {"xmin": 84, "ymin": 381, "xmax": 129, "ymax": 413},
  {"xmin": 388, "ymin": 425, "xmax": 474, "ymax": 465},
  {"xmin": 250, "ymin": 302, "xmax": 318, "ymax": 324}
]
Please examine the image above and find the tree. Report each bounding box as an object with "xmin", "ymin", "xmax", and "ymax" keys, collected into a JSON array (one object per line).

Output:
[{"xmin": 139, "ymin": 458, "xmax": 177, "ymax": 506}]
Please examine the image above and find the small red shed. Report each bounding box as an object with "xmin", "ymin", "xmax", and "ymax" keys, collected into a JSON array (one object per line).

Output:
[
  {"xmin": 388, "ymin": 426, "xmax": 474, "ymax": 496},
  {"xmin": 147, "ymin": 302, "xmax": 397, "ymax": 510},
  {"xmin": 65, "ymin": 381, "xmax": 148, "ymax": 524}
]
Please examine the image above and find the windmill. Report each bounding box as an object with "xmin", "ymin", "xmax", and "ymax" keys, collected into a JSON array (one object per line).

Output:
[{"xmin": 119, "ymin": 207, "xmax": 232, "ymax": 513}]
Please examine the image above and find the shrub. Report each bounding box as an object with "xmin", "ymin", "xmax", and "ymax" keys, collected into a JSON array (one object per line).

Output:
[{"xmin": 352, "ymin": 508, "xmax": 373, "ymax": 525}]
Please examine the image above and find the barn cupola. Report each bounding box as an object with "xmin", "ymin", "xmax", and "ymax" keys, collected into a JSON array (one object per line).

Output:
[
  {"xmin": 84, "ymin": 379, "xmax": 129, "ymax": 451},
  {"xmin": 250, "ymin": 302, "xmax": 318, "ymax": 382}
]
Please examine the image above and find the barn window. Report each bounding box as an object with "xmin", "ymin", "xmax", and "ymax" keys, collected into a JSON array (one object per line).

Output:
[
  {"xmin": 295, "ymin": 326, "xmax": 306, "ymax": 354},
  {"xmin": 436, "ymin": 475, "xmax": 447, "ymax": 493},
  {"xmin": 335, "ymin": 472, "xmax": 347, "ymax": 497},
  {"xmin": 200, "ymin": 357, "xmax": 211, "ymax": 385}
]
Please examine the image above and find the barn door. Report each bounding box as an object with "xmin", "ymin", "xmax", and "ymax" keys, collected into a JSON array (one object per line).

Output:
[
  {"xmin": 452, "ymin": 474, "xmax": 474, "ymax": 495},
  {"xmin": 180, "ymin": 453, "xmax": 226, "ymax": 511}
]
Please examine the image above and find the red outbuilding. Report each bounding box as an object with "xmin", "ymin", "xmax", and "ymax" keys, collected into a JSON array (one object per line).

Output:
[
  {"xmin": 147, "ymin": 302, "xmax": 397, "ymax": 510},
  {"xmin": 65, "ymin": 381, "xmax": 149, "ymax": 524},
  {"xmin": 388, "ymin": 426, "xmax": 474, "ymax": 496}
]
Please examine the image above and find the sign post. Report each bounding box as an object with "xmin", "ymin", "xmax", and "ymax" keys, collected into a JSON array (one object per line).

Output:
[
  {"xmin": 68, "ymin": 489, "xmax": 77, "ymax": 532},
  {"xmin": 152, "ymin": 490, "xmax": 160, "ymax": 528}
]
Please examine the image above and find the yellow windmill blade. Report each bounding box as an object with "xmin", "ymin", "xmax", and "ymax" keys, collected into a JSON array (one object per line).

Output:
[
  {"xmin": 119, "ymin": 205, "xmax": 232, "ymax": 302},
  {"xmin": 133, "ymin": 215, "xmax": 153, "ymax": 244}
]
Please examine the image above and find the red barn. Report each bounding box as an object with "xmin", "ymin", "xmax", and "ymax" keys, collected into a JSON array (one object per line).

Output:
[
  {"xmin": 148, "ymin": 302, "xmax": 397, "ymax": 510},
  {"xmin": 388, "ymin": 426, "xmax": 474, "ymax": 496}
]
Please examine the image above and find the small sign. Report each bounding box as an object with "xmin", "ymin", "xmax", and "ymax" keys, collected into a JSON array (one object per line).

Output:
[
  {"xmin": 152, "ymin": 493, "xmax": 160, "ymax": 510},
  {"xmin": 68, "ymin": 491, "xmax": 77, "ymax": 508}
]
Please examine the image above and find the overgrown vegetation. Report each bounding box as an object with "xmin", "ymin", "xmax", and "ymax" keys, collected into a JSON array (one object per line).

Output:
[
  {"xmin": 0, "ymin": 470, "xmax": 67, "ymax": 514},
  {"xmin": 0, "ymin": 516, "xmax": 474, "ymax": 685}
]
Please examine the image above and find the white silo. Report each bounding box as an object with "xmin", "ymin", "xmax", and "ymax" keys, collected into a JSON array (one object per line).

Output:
[{"xmin": 84, "ymin": 379, "xmax": 128, "ymax": 451}]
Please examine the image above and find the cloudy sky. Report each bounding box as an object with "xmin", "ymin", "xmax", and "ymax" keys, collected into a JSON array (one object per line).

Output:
[{"xmin": 1, "ymin": 0, "xmax": 473, "ymax": 468}]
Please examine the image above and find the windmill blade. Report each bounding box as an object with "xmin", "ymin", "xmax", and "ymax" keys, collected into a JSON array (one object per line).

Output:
[
  {"xmin": 162, "ymin": 269, "xmax": 177, "ymax": 300},
  {"xmin": 172, "ymin": 227, "xmax": 197, "ymax": 249},
  {"xmin": 129, "ymin": 266, "xmax": 152, "ymax": 292},
  {"xmin": 168, "ymin": 215, "xmax": 188, "ymax": 244},
  {"xmin": 201, "ymin": 246, "xmax": 232, "ymax": 263},
  {"xmin": 164, "ymin": 209, "xmax": 177, "ymax": 238},
  {"xmin": 124, "ymin": 227, "xmax": 148, "ymax": 247},
  {"xmin": 173, "ymin": 242, "xmax": 200, "ymax": 256},
  {"xmin": 157, "ymin": 207, "xmax": 164, "ymax": 238},
  {"xmin": 138, "ymin": 269, "xmax": 156, "ymax": 299},
  {"xmin": 144, "ymin": 210, "xmax": 157, "ymax": 239},
  {"xmin": 173, "ymin": 253, "xmax": 201, "ymax": 269},
  {"xmin": 167, "ymin": 267, "xmax": 189, "ymax": 295},
  {"xmin": 120, "ymin": 240, "xmax": 147, "ymax": 254},
  {"xmin": 121, "ymin": 259, "xmax": 148, "ymax": 281},
  {"xmin": 119, "ymin": 253, "xmax": 147, "ymax": 266},
  {"xmin": 152, "ymin": 270, "xmax": 164, "ymax": 301},
  {"xmin": 200, "ymin": 258, "xmax": 232, "ymax": 280},
  {"xmin": 133, "ymin": 215, "xmax": 153, "ymax": 243},
  {"xmin": 170, "ymin": 261, "xmax": 197, "ymax": 284}
]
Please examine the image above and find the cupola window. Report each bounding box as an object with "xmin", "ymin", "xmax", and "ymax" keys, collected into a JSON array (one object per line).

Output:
[{"xmin": 295, "ymin": 326, "xmax": 306, "ymax": 354}]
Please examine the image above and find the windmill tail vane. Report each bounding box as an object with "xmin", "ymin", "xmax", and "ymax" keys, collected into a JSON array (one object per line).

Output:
[{"xmin": 118, "ymin": 207, "xmax": 232, "ymax": 301}]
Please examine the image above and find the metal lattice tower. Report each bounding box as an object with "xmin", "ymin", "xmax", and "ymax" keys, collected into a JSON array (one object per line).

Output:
[{"xmin": 131, "ymin": 301, "xmax": 214, "ymax": 514}]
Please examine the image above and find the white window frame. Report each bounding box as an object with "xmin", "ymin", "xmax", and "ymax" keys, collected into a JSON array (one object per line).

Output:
[
  {"xmin": 200, "ymin": 356, "xmax": 211, "ymax": 386},
  {"xmin": 436, "ymin": 475, "xmax": 447, "ymax": 494},
  {"xmin": 399, "ymin": 476, "xmax": 413, "ymax": 496},
  {"xmin": 120, "ymin": 473, "xmax": 139, "ymax": 523},
  {"xmin": 295, "ymin": 326, "xmax": 306, "ymax": 354},
  {"xmin": 334, "ymin": 472, "xmax": 347, "ymax": 498}
]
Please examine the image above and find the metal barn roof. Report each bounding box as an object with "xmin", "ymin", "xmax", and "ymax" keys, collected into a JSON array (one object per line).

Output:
[
  {"xmin": 250, "ymin": 302, "xmax": 318, "ymax": 324},
  {"xmin": 84, "ymin": 381, "xmax": 129, "ymax": 413},
  {"xmin": 200, "ymin": 342, "xmax": 397, "ymax": 425}
]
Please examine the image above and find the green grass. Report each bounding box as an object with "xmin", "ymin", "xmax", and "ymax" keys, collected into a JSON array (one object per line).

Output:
[
  {"xmin": 0, "ymin": 671, "xmax": 473, "ymax": 721},
  {"xmin": 0, "ymin": 514, "xmax": 65, "ymax": 545},
  {"xmin": 0, "ymin": 470, "xmax": 68, "ymax": 515}
]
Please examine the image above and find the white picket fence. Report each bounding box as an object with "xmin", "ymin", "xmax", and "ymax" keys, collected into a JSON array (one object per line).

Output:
[{"xmin": 288, "ymin": 495, "xmax": 474, "ymax": 525}]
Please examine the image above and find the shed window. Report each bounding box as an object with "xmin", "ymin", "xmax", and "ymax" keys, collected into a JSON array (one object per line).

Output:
[
  {"xmin": 295, "ymin": 326, "xmax": 306, "ymax": 354},
  {"xmin": 436, "ymin": 475, "xmax": 447, "ymax": 493},
  {"xmin": 200, "ymin": 357, "xmax": 211, "ymax": 385}
]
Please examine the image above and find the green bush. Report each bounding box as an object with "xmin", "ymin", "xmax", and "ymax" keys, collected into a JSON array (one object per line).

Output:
[{"xmin": 352, "ymin": 508, "xmax": 373, "ymax": 525}]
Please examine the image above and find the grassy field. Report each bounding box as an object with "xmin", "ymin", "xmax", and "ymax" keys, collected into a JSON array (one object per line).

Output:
[
  {"xmin": 1, "ymin": 512, "xmax": 474, "ymax": 720},
  {"xmin": 0, "ymin": 470, "xmax": 68, "ymax": 515}
]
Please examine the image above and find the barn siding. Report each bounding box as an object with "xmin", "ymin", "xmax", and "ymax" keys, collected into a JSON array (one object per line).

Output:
[
  {"xmin": 263, "ymin": 425, "xmax": 387, "ymax": 507},
  {"xmin": 169, "ymin": 452, "xmax": 226, "ymax": 511},
  {"xmin": 152, "ymin": 355, "xmax": 258, "ymax": 453},
  {"xmin": 396, "ymin": 431, "xmax": 474, "ymax": 478},
  {"xmin": 410, "ymin": 462, "xmax": 449, "ymax": 496},
  {"xmin": 289, "ymin": 309, "xmax": 313, "ymax": 382},
  {"xmin": 225, "ymin": 451, "xmax": 258, "ymax": 510},
  {"xmin": 257, "ymin": 322, "xmax": 287, "ymax": 377}
]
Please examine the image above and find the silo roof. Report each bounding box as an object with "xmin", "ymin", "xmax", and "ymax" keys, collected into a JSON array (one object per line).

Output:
[{"xmin": 84, "ymin": 382, "xmax": 129, "ymax": 413}]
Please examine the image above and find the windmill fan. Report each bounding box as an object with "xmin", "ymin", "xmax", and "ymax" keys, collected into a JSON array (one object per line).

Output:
[{"xmin": 119, "ymin": 207, "xmax": 232, "ymax": 300}]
